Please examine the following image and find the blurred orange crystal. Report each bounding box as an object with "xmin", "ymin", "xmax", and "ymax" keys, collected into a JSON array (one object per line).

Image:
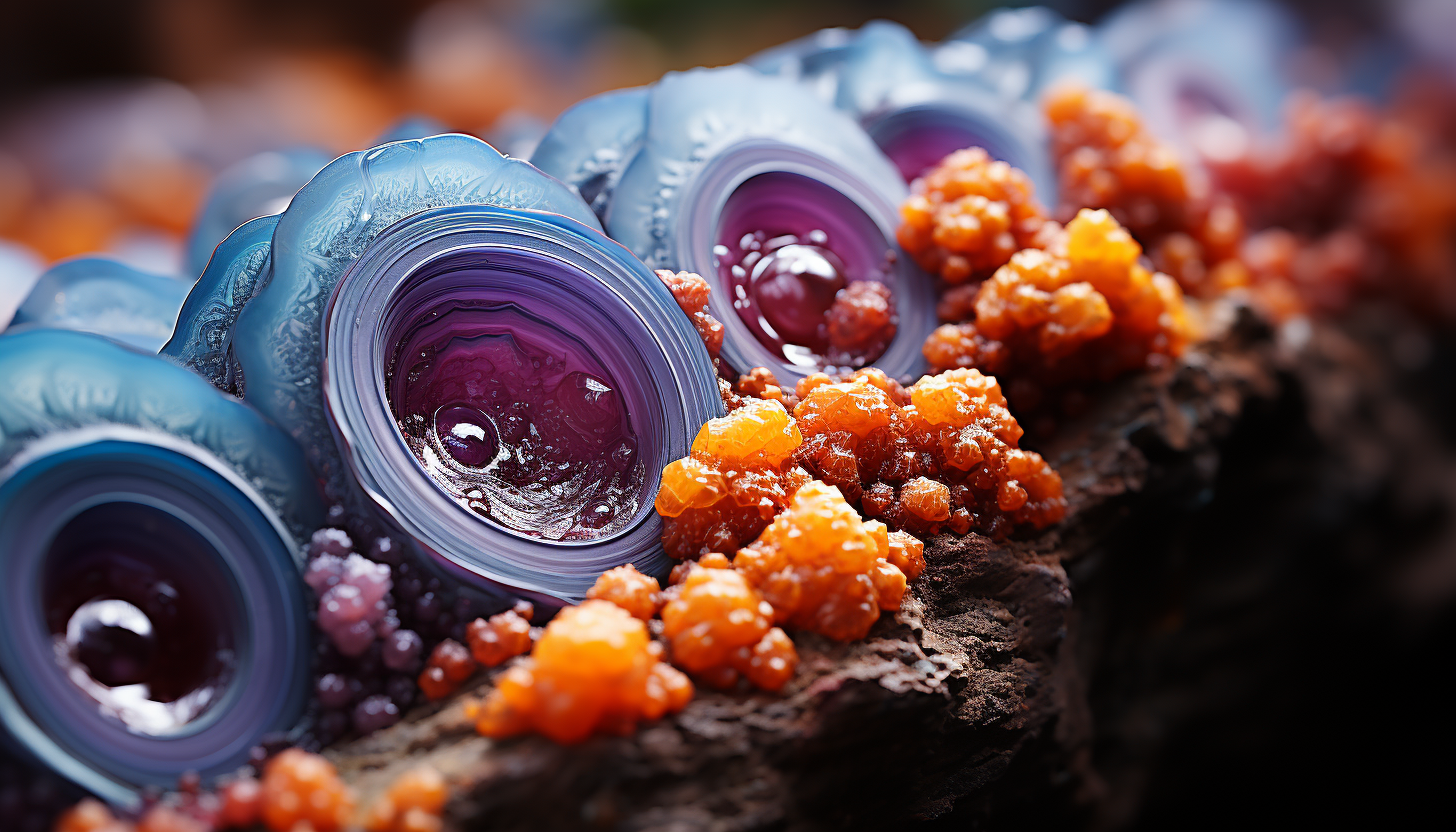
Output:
[
  {"xmin": 260, "ymin": 748, "xmax": 355, "ymax": 832},
  {"xmin": 897, "ymin": 147, "xmax": 1052, "ymax": 284},
  {"xmin": 474, "ymin": 600, "xmax": 693, "ymax": 743}
]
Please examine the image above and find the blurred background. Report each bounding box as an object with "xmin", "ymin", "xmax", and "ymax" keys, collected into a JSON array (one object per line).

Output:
[{"xmin": 0, "ymin": 0, "xmax": 1433, "ymax": 274}]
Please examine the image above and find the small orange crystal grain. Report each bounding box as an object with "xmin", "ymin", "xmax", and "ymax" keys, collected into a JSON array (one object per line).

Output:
[
  {"xmin": 733, "ymin": 481, "xmax": 909, "ymax": 641},
  {"xmin": 259, "ymin": 748, "xmax": 355, "ymax": 832},
  {"xmin": 897, "ymin": 147, "xmax": 1052, "ymax": 283},
  {"xmin": 586, "ymin": 564, "xmax": 662, "ymax": 620},
  {"xmin": 736, "ymin": 366, "xmax": 796, "ymax": 408},
  {"xmin": 418, "ymin": 639, "xmax": 478, "ymax": 700},
  {"xmin": 656, "ymin": 398, "xmax": 810, "ymax": 559},
  {"xmin": 474, "ymin": 600, "xmax": 693, "ymax": 743},
  {"xmin": 886, "ymin": 530, "xmax": 926, "ymax": 581},
  {"xmin": 466, "ymin": 601, "xmax": 535, "ymax": 667},
  {"xmin": 661, "ymin": 565, "xmax": 799, "ymax": 691},
  {"xmin": 362, "ymin": 765, "xmax": 449, "ymax": 832}
]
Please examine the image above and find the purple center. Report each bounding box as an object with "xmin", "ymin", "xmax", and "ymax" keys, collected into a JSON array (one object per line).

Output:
[
  {"xmin": 870, "ymin": 107, "xmax": 1008, "ymax": 182},
  {"xmin": 714, "ymin": 172, "xmax": 897, "ymax": 369},
  {"xmin": 386, "ymin": 293, "xmax": 643, "ymax": 541},
  {"xmin": 42, "ymin": 503, "xmax": 235, "ymax": 733}
]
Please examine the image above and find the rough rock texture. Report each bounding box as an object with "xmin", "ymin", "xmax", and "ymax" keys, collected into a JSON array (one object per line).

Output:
[{"xmin": 327, "ymin": 302, "xmax": 1456, "ymax": 830}]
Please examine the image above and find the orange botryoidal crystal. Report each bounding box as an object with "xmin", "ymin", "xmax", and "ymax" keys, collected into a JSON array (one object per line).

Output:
[
  {"xmin": 474, "ymin": 600, "xmax": 693, "ymax": 744},
  {"xmin": 897, "ymin": 147, "xmax": 1053, "ymax": 284},
  {"xmin": 586, "ymin": 563, "xmax": 663, "ymax": 621},
  {"xmin": 732, "ymin": 481, "xmax": 912, "ymax": 642},
  {"xmin": 660, "ymin": 563, "xmax": 798, "ymax": 691},
  {"xmin": 792, "ymin": 369, "xmax": 1065, "ymax": 538},
  {"xmin": 655, "ymin": 398, "xmax": 811, "ymax": 559},
  {"xmin": 923, "ymin": 209, "xmax": 1194, "ymax": 392},
  {"xmin": 259, "ymin": 748, "xmax": 356, "ymax": 832}
]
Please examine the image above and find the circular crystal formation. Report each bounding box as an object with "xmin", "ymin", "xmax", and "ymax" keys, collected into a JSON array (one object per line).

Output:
[{"xmin": 42, "ymin": 503, "xmax": 238, "ymax": 736}]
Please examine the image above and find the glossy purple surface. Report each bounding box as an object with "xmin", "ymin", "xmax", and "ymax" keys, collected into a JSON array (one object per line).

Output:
[
  {"xmin": 40, "ymin": 502, "xmax": 236, "ymax": 735},
  {"xmin": 381, "ymin": 251, "xmax": 647, "ymax": 542},
  {"xmin": 713, "ymin": 171, "xmax": 897, "ymax": 370}
]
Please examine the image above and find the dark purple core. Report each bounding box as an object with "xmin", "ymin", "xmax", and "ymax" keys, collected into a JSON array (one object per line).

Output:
[
  {"xmin": 41, "ymin": 503, "xmax": 236, "ymax": 734},
  {"xmin": 387, "ymin": 299, "xmax": 643, "ymax": 541},
  {"xmin": 714, "ymin": 172, "xmax": 897, "ymax": 370}
]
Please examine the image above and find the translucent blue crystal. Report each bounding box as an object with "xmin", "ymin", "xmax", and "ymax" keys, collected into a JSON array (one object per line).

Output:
[
  {"xmin": 0, "ymin": 329, "xmax": 321, "ymax": 806},
  {"xmin": 210, "ymin": 133, "xmax": 718, "ymax": 600},
  {"xmin": 744, "ymin": 20, "xmax": 1056, "ymax": 197},
  {"xmin": 0, "ymin": 240, "xmax": 43, "ymax": 329},
  {"xmin": 529, "ymin": 87, "xmax": 648, "ymax": 221},
  {"xmin": 536, "ymin": 65, "xmax": 935, "ymax": 386},
  {"xmin": 162, "ymin": 216, "xmax": 278, "ymax": 391},
  {"xmin": 943, "ymin": 6, "xmax": 1118, "ymax": 102},
  {"xmin": 8, "ymin": 259, "xmax": 189, "ymax": 353},
  {"xmin": 1099, "ymin": 0, "xmax": 1302, "ymax": 146},
  {"xmin": 183, "ymin": 148, "xmax": 331, "ymax": 277}
]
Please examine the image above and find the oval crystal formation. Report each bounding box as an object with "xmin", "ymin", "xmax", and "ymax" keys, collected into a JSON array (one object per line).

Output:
[
  {"xmin": 0, "ymin": 330, "xmax": 319, "ymax": 807},
  {"xmin": 713, "ymin": 172, "xmax": 899, "ymax": 370}
]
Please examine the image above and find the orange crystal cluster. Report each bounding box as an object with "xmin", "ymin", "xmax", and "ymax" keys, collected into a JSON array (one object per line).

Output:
[
  {"xmin": 360, "ymin": 766, "xmax": 450, "ymax": 832},
  {"xmin": 473, "ymin": 600, "xmax": 693, "ymax": 743},
  {"xmin": 732, "ymin": 481, "xmax": 914, "ymax": 641},
  {"xmin": 1208, "ymin": 83, "xmax": 1456, "ymax": 318},
  {"xmin": 1044, "ymin": 84, "xmax": 1247, "ymax": 299},
  {"xmin": 660, "ymin": 563, "xmax": 798, "ymax": 690},
  {"xmin": 794, "ymin": 369, "xmax": 1065, "ymax": 538},
  {"xmin": 897, "ymin": 147, "xmax": 1053, "ymax": 284},
  {"xmin": 655, "ymin": 398, "xmax": 811, "ymax": 559},
  {"xmin": 258, "ymin": 749, "xmax": 356, "ymax": 831},
  {"xmin": 921, "ymin": 209, "xmax": 1194, "ymax": 405}
]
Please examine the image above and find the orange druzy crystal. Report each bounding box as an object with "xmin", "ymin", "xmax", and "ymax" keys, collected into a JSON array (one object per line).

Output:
[
  {"xmin": 259, "ymin": 749, "xmax": 355, "ymax": 832},
  {"xmin": 586, "ymin": 564, "xmax": 663, "ymax": 621},
  {"xmin": 793, "ymin": 369, "xmax": 1064, "ymax": 538}
]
